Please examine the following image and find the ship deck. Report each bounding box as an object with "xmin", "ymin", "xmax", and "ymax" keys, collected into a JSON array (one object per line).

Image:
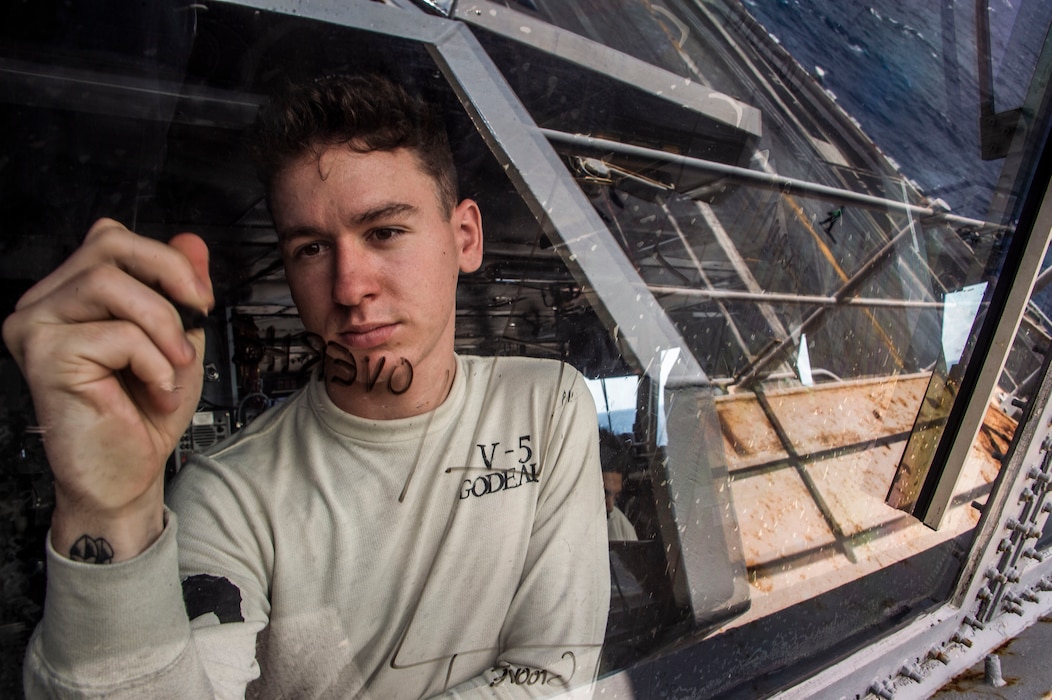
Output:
[{"xmin": 712, "ymin": 374, "xmax": 1011, "ymax": 630}]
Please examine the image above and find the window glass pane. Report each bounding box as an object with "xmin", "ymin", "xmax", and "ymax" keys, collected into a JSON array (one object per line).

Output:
[
  {"xmin": 471, "ymin": 0, "xmax": 1052, "ymax": 691},
  {"xmin": 1, "ymin": 0, "xmax": 1051, "ymax": 697}
]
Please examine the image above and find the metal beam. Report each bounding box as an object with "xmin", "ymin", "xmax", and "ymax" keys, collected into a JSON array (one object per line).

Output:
[
  {"xmin": 731, "ymin": 220, "xmax": 921, "ymax": 388},
  {"xmin": 918, "ymin": 168, "xmax": 1052, "ymax": 529},
  {"xmin": 454, "ymin": 0, "xmax": 762, "ymax": 138},
  {"xmin": 428, "ymin": 20, "xmax": 710, "ymax": 385},
  {"xmin": 650, "ymin": 285, "xmax": 946, "ymax": 309},
  {"xmin": 543, "ymin": 128, "xmax": 1007, "ymax": 232}
]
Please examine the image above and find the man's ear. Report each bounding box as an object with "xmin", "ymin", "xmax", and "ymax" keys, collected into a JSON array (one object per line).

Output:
[{"xmin": 453, "ymin": 198, "xmax": 484, "ymax": 274}]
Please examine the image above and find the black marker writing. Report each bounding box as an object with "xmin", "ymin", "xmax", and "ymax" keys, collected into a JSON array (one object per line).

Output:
[
  {"xmin": 490, "ymin": 666, "xmax": 558, "ymax": 687},
  {"xmin": 488, "ymin": 652, "xmax": 576, "ymax": 689},
  {"xmin": 298, "ymin": 331, "xmax": 326, "ymax": 378},
  {"xmin": 388, "ymin": 358, "xmax": 413, "ymax": 394},
  {"xmin": 324, "ymin": 341, "xmax": 357, "ymax": 386},
  {"xmin": 298, "ymin": 331, "xmax": 414, "ymax": 395},
  {"xmin": 173, "ymin": 302, "xmax": 208, "ymax": 330}
]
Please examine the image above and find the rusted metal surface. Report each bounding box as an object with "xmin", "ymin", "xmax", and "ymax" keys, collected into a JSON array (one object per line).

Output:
[
  {"xmin": 717, "ymin": 373, "xmax": 931, "ymax": 471},
  {"xmin": 711, "ymin": 374, "xmax": 1014, "ymax": 626}
]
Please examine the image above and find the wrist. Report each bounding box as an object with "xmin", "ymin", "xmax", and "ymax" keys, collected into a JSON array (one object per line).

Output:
[{"xmin": 51, "ymin": 480, "xmax": 166, "ymax": 563}]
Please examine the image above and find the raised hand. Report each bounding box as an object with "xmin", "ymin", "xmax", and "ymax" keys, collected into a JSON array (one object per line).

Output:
[{"xmin": 2, "ymin": 218, "xmax": 213, "ymax": 561}]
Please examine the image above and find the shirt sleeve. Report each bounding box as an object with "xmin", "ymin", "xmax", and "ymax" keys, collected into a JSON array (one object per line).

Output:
[
  {"xmin": 165, "ymin": 454, "xmax": 274, "ymax": 698},
  {"xmin": 432, "ymin": 367, "xmax": 611, "ymax": 699},
  {"xmin": 23, "ymin": 513, "xmax": 217, "ymax": 699}
]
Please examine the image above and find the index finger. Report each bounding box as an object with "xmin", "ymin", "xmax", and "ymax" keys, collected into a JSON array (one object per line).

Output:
[{"xmin": 17, "ymin": 219, "xmax": 213, "ymax": 315}]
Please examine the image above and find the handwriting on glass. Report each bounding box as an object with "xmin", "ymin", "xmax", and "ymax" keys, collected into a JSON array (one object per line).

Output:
[
  {"xmin": 299, "ymin": 332, "xmax": 414, "ymax": 394},
  {"xmin": 488, "ymin": 652, "xmax": 576, "ymax": 689}
]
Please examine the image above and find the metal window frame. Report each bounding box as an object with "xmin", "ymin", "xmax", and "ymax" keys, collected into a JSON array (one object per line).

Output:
[
  {"xmin": 768, "ymin": 165, "xmax": 1052, "ymax": 700},
  {"xmin": 906, "ymin": 27, "xmax": 1052, "ymax": 530}
]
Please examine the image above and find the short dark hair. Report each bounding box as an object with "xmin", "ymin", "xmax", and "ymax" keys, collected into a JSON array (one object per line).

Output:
[
  {"xmin": 599, "ymin": 429, "xmax": 632, "ymax": 476},
  {"xmin": 252, "ymin": 73, "xmax": 458, "ymax": 215}
]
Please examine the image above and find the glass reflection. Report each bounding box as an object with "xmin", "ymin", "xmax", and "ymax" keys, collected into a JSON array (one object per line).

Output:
[
  {"xmin": 472, "ymin": 0, "xmax": 1052, "ymax": 691},
  {"xmin": 0, "ymin": 0, "xmax": 1051, "ymax": 697}
]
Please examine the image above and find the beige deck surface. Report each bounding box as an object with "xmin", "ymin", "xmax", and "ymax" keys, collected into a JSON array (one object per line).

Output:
[{"xmin": 713, "ymin": 372, "xmax": 1013, "ymax": 626}]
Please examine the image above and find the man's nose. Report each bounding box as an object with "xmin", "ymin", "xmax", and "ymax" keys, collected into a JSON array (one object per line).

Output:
[{"xmin": 331, "ymin": 244, "xmax": 379, "ymax": 307}]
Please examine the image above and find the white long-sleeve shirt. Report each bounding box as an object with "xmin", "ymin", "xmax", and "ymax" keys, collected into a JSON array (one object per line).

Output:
[{"xmin": 25, "ymin": 355, "xmax": 609, "ymax": 699}]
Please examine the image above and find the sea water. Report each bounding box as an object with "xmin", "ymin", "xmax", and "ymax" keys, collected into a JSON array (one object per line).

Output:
[{"xmin": 744, "ymin": 0, "xmax": 1051, "ymax": 222}]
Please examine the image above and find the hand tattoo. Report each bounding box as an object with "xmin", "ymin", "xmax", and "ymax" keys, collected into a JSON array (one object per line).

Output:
[{"xmin": 70, "ymin": 534, "xmax": 115, "ymax": 564}]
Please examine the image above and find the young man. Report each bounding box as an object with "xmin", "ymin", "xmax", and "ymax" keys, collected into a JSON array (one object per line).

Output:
[{"xmin": 5, "ymin": 74, "xmax": 609, "ymax": 698}]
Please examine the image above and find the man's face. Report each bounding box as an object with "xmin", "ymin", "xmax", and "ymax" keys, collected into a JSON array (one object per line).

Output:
[
  {"xmin": 271, "ymin": 145, "xmax": 482, "ymax": 415},
  {"xmin": 602, "ymin": 472, "xmax": 622, "ymax": 514}
]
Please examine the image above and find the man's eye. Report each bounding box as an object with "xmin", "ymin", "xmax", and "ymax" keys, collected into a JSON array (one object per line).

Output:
[
  {"xmin": 370, "ymin": 228, "xmax": 402, "ymax": 242},
  {"xmin": 294, "ymin": 242, "xmax": 327, "ymax": 258}
]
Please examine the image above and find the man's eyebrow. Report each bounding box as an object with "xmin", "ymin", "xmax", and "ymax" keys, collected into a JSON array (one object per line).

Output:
[
  {"xmin": 276, "ymin": 203, "xmax": 418, "ymax": 242},
  {"xmin": 352, "ymin": 202, "xmax": 417, "ymax": 225},
  {"xmin": 276, "ymin": 226, "xmax": 319, "ymax": 244}
]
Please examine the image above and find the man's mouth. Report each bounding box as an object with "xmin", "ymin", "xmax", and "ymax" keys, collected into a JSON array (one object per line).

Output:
[{"xmin": 337, "ymin": 323, "xmax": 397, "ymax": 349}]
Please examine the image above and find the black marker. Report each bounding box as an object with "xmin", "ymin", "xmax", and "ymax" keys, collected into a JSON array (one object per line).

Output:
[{"xmin": 171, "ymin": 300, "xmax": 208, "ymax": 330}]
